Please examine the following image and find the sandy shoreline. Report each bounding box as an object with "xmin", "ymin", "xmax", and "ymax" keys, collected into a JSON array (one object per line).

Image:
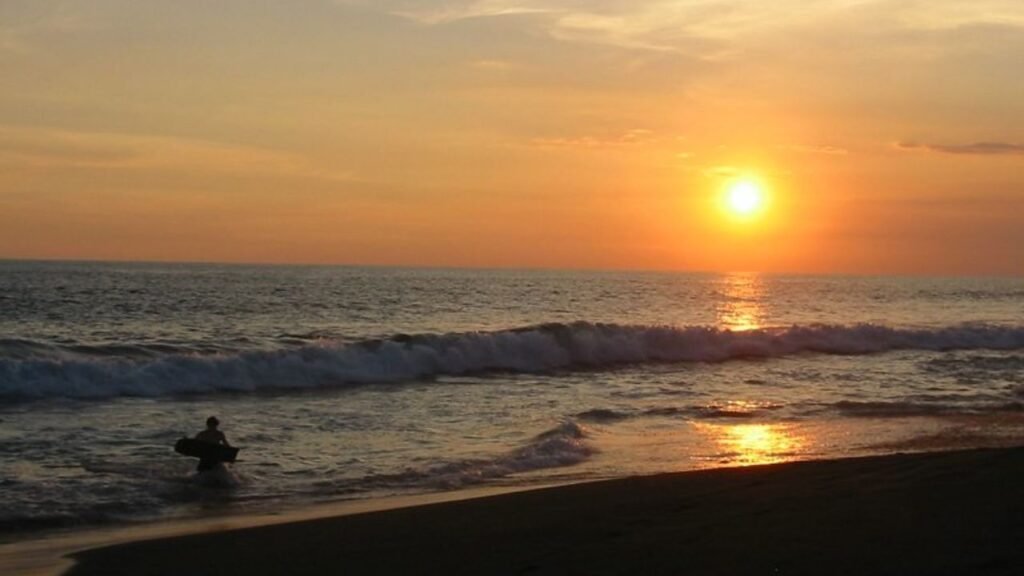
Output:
[
  {"xmin": 53, "ymin": 446, "xmax": 1024, "ymax": 576},
  {"xmin": 0, "ymin": 485, "xmax": 548, "ymax": 576}
]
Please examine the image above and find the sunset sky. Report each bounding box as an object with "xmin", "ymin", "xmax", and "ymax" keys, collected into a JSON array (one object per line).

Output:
[{"xmin": 2, "ymin": 0, "xmax": 1022, "ymax": 275}]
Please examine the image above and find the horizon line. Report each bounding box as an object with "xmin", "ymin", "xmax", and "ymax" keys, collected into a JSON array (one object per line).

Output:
[{"xmin": 0, "ymin": 256, "xmax": 1020, "ymax": 280}]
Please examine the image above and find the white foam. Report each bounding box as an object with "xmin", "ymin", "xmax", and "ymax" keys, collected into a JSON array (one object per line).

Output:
[
  {"xmin": 2, "ymin": 322, "xmax": 1023, "ymax": 400},
  {"xmin": 365, "ymin": 420, "xmax": 594, "ymax": 490}
]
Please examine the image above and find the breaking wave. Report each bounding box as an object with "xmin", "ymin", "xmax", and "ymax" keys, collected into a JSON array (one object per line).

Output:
[
  {"xmin": 833, "ymin": 400, "xmax": 1024, "ymax": 418},
  {"xmin": 575, "ymin": 402, "xmax": 784, "ymax": 423},
  {"xmin": 327, "ymin": 420, "xmax": 593, "ymax": 492},
  {"xmin": 3, "ymin": 322, "xmax": 1024, "ymax": 401}
]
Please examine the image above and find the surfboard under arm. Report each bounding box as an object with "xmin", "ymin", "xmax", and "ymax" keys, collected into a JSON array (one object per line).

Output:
[{"xmin": 174, "ymin": 438, "xmax": 240, "ymax": 463}]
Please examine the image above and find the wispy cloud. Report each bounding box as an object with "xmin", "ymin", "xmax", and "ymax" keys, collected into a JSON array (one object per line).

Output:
[
  {"xmin": 705, "ymin": 165, "xmax": 742, "ymax": 177},
  {"xmin": 372, "ymin": 0, "xmax": 1024, "ymax": 58},
  {"xmin": 389, "ymin": 0, "xmax": 555, "ymax": 25},
  {"xmin": 789, "ymin": 144, "xmax": 848, "ymax": 155},
  {"xmin": 896, "ymin": 140, "xmax": 1024, "ymax": 156},
  {"xmin": 0, "ymin": 126, "xmax": 355, "ymax": 181},
  {"xmin": 0, "ymin": 4, "xmax": 102, "ymax": 55},
  {"xmin": 468, "ymin": 58, "xmax": 521, "ymax": 71},
  {"xmin": 531, "ymin": 128, "xmax": 655, "ymax": 149},
  {"xmin": 387, "ymin": 1, "xmax": 745, "ymax": 53}
]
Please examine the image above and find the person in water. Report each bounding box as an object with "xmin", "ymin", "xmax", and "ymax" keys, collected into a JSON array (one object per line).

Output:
[{"xmin": 194, "ymin": 416, "xmax": 232, "ymax": 472}]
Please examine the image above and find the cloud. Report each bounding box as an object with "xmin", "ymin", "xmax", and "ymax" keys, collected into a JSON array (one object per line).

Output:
[
  {"xmin": 468, "ymin": 58, "xmax": 520, "ymax": 71},
  {"xmin": 0, "ymin": 3, "xmax": 102, "ymax": 55},
  {"xmin": 705, "ymin": 165, "xmax": 741, "ymax": 177},
  {"xmin": 0, "ymin": 125, "xmax": 355, "ymax": 181},
  {"xmin": 382, "ymin": 0, "xmax": 776, "ymax": 53},
  {"xmin": 388, "ymin": 0, "xmax": 556, "ymax": 25},
  {"xmin": 896, "ymin": 140, "xmax": 1024, "ymax": 156},
  {"xmin": 531, "ymin": 128, "xmax": 655, "ymax": 148},
  {"xmin": 369, "ymin": 0, "xmax": 1024, "ymax": 62},
  {"xmin": 790, "ymin": 144, "xmax": 848, "ymax": 155}
]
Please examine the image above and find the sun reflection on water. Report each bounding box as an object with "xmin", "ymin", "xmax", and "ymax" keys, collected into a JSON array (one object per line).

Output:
[
  {"xmin": 696, "ymin": 422, "xmax": 806, "ymax": 467},
  {"xmin": 716, "ymin": 273, "xmax": 767, "ymax": 332}
]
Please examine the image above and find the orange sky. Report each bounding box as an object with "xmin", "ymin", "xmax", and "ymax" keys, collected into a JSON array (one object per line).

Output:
[{"xmin": 1, "ymin": 1, "xmax": 1022, "ymax": 275}]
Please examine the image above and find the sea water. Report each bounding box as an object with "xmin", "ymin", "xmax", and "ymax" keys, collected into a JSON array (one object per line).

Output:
[{"xmin": 1, "ymin": 261, "xmax": 1023, "ymax": 540}]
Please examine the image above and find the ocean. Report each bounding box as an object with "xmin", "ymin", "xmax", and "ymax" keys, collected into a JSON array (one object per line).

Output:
[{"xmin": 1, "ymin": 261, "xmax": 1023, "ymax": 541}]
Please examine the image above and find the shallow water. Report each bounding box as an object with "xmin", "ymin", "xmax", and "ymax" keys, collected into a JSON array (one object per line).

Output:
[{"xmin": 1, "ymin": 262, "xmax": 1023, "ymax": 539}]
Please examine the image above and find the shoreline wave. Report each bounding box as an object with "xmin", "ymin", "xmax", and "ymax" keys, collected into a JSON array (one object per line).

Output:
[
  {"xmin": 3, "ymin": 322, "xmax": 1024, "ymax": 401},
  {"xmin": 340, "ymin": 420, "xmax": 593, "ymax": 492}
]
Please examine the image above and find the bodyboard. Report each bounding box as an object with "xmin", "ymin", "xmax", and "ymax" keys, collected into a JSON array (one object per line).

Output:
[{"xmin": 174, "ymin": 438, "xmax": 239, "ymax": 463}]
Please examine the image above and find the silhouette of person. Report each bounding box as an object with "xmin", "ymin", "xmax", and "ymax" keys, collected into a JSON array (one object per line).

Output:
[{"xmin": 194, "ymin": 416, "xmax": 232, "ymax": 472}]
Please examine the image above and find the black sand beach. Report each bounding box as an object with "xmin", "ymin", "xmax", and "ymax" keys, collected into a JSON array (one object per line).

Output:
[{"xmin": 64, "ymin": 446, "xmax": 1024, "ymax": 576}]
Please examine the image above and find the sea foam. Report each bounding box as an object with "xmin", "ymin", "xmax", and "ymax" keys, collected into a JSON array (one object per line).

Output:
[
  {"xmin": 2, "ymin": 322, "xmax": 1024, "ymax": 401},
  {"xmin": 354, "ymin": 420, "xmax": 593, "ymax": 490}
]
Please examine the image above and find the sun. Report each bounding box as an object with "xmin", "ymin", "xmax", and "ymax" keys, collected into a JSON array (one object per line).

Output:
[{"xmin": 724, "ymin": 179, "xmax": 766, "ymax": 218}]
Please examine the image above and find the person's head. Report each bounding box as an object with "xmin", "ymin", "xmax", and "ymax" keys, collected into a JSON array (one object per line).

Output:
[{"xmin": 206, "ymin": 416, "xmax": 220, "ymax": 429}]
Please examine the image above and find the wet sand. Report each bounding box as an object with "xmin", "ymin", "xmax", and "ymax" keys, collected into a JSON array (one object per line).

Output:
[{"xmin": 65, "ymin": 447, "xmax": 1024, "ymax": 575}]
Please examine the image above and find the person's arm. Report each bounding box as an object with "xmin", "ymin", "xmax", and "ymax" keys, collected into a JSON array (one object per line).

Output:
[{"xmin": 220, "ymin": 432, "xmax": 232, "ymax": 448}]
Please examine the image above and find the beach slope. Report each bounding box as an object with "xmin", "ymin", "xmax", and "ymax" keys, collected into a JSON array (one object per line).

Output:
[{"xmin": 66, "ymin": 447, "xmax": 1024, "ymax": 576}]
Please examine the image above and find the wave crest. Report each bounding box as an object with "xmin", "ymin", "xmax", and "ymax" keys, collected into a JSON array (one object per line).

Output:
[
  {"xmin": 3, "ymin": 322, "xmax": 1024, "ymax": 401},
  {"xmin": 342, "ymin": 420, "xmax": 593, "ymax": 491}
]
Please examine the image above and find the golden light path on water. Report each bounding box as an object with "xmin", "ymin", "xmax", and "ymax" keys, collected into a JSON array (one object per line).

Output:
[
  {"xmin": 716, "ymin": 272, "xmax": 767, "ymax": 332},
  {"xmin": 694, "ymin": 422, "xmax": 808, "ymax": 466}
]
